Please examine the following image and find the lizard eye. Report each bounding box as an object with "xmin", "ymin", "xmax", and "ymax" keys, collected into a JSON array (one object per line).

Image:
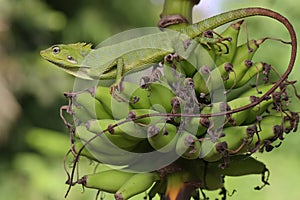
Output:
[
  {"xmin": 67, "ymin": 55, "xmax": 77, "ymax": 64},
  {"xmin": 52, "ymin": 46, "xmax": 60, "ymax": 54}
]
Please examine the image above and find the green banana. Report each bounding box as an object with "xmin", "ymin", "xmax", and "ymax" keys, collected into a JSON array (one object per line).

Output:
[
  {"xmin": 235, "ymin": 62, "xmax": 264, "ymax": 88},
  {"xmin": 95, "ymin": 85, "xmax": 132, "ymax": 119},
  {"xmin": 147, "ymin": 122, "xmax": 179, "ymax": 153},
  {"xmin": 185, "ymin": 42, "xmax": 216, "ymax": 77},
  {"xmin": 178, "ymin": 159, "xmax": 224, "ymax": 191},
  {"xmin": 202, "ymin": 115, "xmax": 286, "ymax": 162},
  {"xmin": 148, "ymin": 81, "xmax": 176, "ymax": 113},
  {"xmin": 175, "ymin": 131, "xmax": 201, "ymax": 159},
  {"xmin": 198, "ymin": 92, "xmax": 274, "ymax": 128},
  {"xmin": 180, "ymin": 59, "xmax": 197, "ymax": 78},
  {"xmin": 231, "ymin": 39, "xmax": 262, "ymax": 67},
  {"xmin": 74, "ymin": 140, "xmax": 133, "ymax": 165},
  {"xmin": 128, "ymin": 108, "xmax": 166, "ymax": 125},
  {"xmin": 163, "ymin": 54, "xmax": 186, "ymax": 86},
  {"xmin": 74, "ymin": 125, "xmax": 140, "ymax": 165},
  {"xmin": 71, "ymin": 105, "xmax": 93, "ymax": 124},
  {"xmin": 239, "ymin": 83, "xmax": 274, "ymax": 98},
  {"xmin": 86, "ymin": 118, "xmax": 147, "ymax": 142},
  {"xmin": 78, "ymin": 169, "xmax": 136, "ymax": 193},
  {"xmin": 213, "ymin": 20, "xmax": 243, "ymax": 66},
  {"xmin": 227, "ymin": 83, "xmax": 275, "ymax": 105},
  {"xmin": 227, "ymin": 94, "xmax": 274, "ymax": 126},
  {"xmin": 203, "ymin": 165, "xmax": 224, "ymax": 190},
  {"xmin": 84, "ymin": 122, "xmax": 141, "ymax": 151},
  {"xmin": 74, "ymin": 91, "xmax": 112, "ymax": 119},
  {"xmin": 183, "ymin": 117, "xmax": 209, "ymax": 137},
  {"xmin": 73, "ymin": 141, "xmax": 99, "ymax": 162},
  {"xmin": 115, "ymin": 172, "xmax": 160, "ymax": 200},
  {"xmin": 86, "ymin": 118, "xmax": 116, "ymax": 133},
  {"xmin": 192, "ymin": 65, "xmax": 211, "ymax": 95},
  {"xmin": 119, "ymin": 81, "xmax": 152, "ymax": 109},
  {"xmin": 218, "ymin": 39, "xmax": 264, "ymax": 90},
  {"xmin": 218, "ymin": 154, "xmax": 267, "ymax": 176}
]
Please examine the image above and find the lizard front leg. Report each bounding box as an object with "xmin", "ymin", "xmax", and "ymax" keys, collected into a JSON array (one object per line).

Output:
[{"xmin": 109, "ymin": 57, "xmax": 129, "ymax": 102}]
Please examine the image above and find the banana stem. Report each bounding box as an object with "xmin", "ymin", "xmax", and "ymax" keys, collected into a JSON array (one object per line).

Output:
[{"xmin": 159, "ymin": 0, "xmax": 200, "ymax": 29}]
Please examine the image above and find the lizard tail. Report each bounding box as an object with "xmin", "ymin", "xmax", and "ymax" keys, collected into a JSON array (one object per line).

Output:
[{"xmin": 184, "ymin": 7, "xmax": 297, "ymax": 118}]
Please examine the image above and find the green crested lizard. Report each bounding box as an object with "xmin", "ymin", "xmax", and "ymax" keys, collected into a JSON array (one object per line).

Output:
[{"xmin": 40, "ymin": 7, "xmax": 297, "ymax": 113}]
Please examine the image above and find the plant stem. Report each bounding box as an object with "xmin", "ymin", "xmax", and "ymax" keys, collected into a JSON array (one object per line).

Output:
[{"xmin": 160, "ymin": 0, "xmax": 200, "ymax": 29}]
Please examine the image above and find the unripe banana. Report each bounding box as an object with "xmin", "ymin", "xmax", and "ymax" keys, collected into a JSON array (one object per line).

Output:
[
  {"xmin": 225, "ymin": 98, "xmax": 250, "ymax": 126},
  {"xmin": 231, "ymin": 39, "xmax": 262, "ymax": 66},
  {"xmin": 227, "ymin": 94, "xmax": 274, "ymax": 126},
  {"xmin": 95, "ymin": 86, "xmax": 132, "ymax": 119},
  {"xmin": 214, "ymin": 20, "xmax": 243, "ymax": 66},
  {"xmin": 175, "ymin": 131, "xmax": 201, "ymax": 159},
  {"xmin": 115, "ymin": 172, "xmax": 160, "ymax": 200},
  {"xmin": 198, "ymin": 94, "xmax": 273, "ymax": 128},
  {"xmin": 119, "ymin": 81, "xmax": 152, "ymax": 109},
  {"xmin": 200, "ymin": 102, "xmax": 228, "ymax": 130},
  {"xmin": 163, "ymin": 54, "xmax": 186, "ymax": 85},
  {"xmin": 183, "ymin": 117, "xmax": 209, "ymax": 137},
  {"xmin": 148, "ymin": 81, "xmax": 176, "ymax": 113},
  {"xmin": 71, "ymin": 105, "xmax": 93, "ymax": 124},
  {"xmin": 86, "ymin": 118, "xmax": 116, "ymax": 133},
  {"xmin": 227, "ymin": 83, "xmax": 276, "ymax": 107},
  {"xmin": 203, "ymin": 166, "xmax": 224, "ymax": 190},
  {"xmin": 187, "ymin": 43, "xmax": 216, "ymax": 77},
  {"xmin": 216, "ymin": 61, "xmax": 246, "ymax": 90},
  {"xmin": 235, "ymin": 62, "xmax": 264, "ymax": 88},
  {"xmin": 219, "ymin": 39, "xmax": 263, "ymax": 89},
  {"xmin": 104, "ymin": 134, "xmax": 142, "ymax": 151},
  {"xmin": 202, "ymin": 115, "xmax": 285, "ymax": 162},
  {"xmin": 74, "ymin": 141, "xmax": 98, "ymax": 161},
  {"xmin": 86, "ymin": 118, "xmax": 147, "ymax": 142},
  {"xmin": 85, "ymin": 120, "xmax": 141, "ymax": 151},
  {"xmin": 147, "ymin": 123, "xmax": 179, "ymax": 152},
  {"xmin": 181, "ymin": 159, "xmax": 224, "ymax": 191},
  {"xmin": 242, "ymin": 100, "xmax": 273, "ymax": 125},
  {"xmin": 74, "ymin": 125, "xmax": 140, "ymax": 165},
  {"xmin": 218, "ymin": 155, "xmax": 266, "ymax": 176},
  {"xmin": 192, "ymin": 65, "xmax": 211, "ymax": 95},
  {"xmin": 170, "ymin": 96, "xmax": 185, "ymax": 124},
  {"xmin": 239, "ymin": 83, "xmax": 274, "ymax": 98},
  {"xmin": 78, "ymin": 170, "xmax": 136, "ymax": 193},
  {"xmin": 128, "ymin": 108, "xmax": 166, "ymax": 125},
  {"xmin": 180, "ymin": 59, "xmax": 197, "ymax": 78},
  {"xmin": 74, "ymin": 91, "xmax": 112, "ymax": 119}
]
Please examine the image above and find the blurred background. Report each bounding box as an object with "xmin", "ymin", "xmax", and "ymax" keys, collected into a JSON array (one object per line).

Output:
[{"xmin": 0, "ymin": 0, "xmax": 299, "ymax": 199}]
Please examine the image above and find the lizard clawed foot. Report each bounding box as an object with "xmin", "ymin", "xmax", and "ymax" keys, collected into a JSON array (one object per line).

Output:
[{"xmin": 109, "ymin": 80, "xmax": 130, "ymax": 102}]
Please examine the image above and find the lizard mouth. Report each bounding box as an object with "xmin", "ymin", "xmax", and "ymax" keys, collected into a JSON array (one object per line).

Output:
[
  {"xmin": 47, "ymin": 59, "xmax": 90, "ymax": 70},
  {"xmin": 47, "ymin": 60, "xmax": 94, "ymax": 80}
]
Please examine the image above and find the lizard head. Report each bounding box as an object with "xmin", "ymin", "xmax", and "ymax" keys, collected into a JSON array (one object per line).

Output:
[{"xmin": 40, "ymin": 43, "xmax": 93, "ymax": 79}]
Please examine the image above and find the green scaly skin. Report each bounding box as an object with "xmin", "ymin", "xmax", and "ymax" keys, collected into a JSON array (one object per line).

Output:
[{"xmin": 40, "ymin": 8, "xmax": 296, "ymax": 87}]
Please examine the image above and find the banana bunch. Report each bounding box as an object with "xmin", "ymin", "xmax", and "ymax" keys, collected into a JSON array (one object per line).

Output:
[{"xmin": 62, "ymin": 20, "xmax": 299, "ymax": 200}]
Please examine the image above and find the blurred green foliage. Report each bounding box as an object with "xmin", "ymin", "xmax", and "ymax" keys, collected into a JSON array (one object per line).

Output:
[
  {"xmin": 0, "ymin": 0, "xmax": 160, "ymax": 199},
  {"xmin": 0, "ymin": 0, "xmax": 299, "ymax": 199}
]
